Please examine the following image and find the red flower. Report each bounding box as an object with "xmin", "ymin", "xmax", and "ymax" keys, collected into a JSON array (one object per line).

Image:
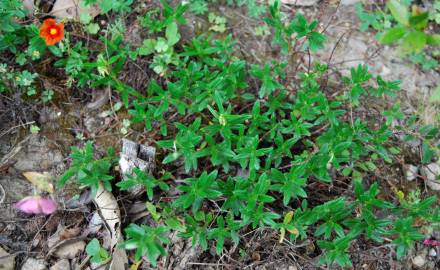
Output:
[{"xmin": 39, "ymin": 18, "xmax": 64, "ymax": 46}]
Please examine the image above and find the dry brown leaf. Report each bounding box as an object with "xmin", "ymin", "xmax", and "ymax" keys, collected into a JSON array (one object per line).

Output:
[
  {"xmin": 54, "ymin": 239, "xmax": 86, "ymax": 259},
  {"xmin": 280, "ymin": 0, "xmax": 319, "ymax": 6},
  {"xmin": 60, "ymin": 227, "xmax": 81, "ymax": 240},
  {"xmin": 130, "ymin": 260, "xmax": 142, "ymax": 270},
  {"xmin": 50, "ymin": 0, "xmax": 100, "ymax": 20},
  {"xmin": 93, "ymin": 182, "xmax": 128, "ymax": 270},
  {"xmin": 22, "ymin": 171, "xmax": 54, "ymax": 193},
  {"xmin": 22, "ymin": 0, "xmax": 35, "ymax": 15},
  {"xmin": 0, "ymin": 246, "xmax": 15, "ymax": 270}
]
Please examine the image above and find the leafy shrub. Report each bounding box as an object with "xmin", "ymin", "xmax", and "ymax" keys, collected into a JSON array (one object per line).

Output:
[
  {"xmin": 3, "ymin": 0, "xmax": 439, "ymax": 268},
  {"xmin": 357, "ymin": 0, "xmax": 440, "ymax": 54},
  {"xmin": 59, "ymin": 142, "xmax": 116, "ymax": 197}
]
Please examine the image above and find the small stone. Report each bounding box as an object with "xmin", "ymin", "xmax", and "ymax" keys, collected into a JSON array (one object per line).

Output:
[
  {"xmin": 412, "ymin": 254, "xmax": 426, "ymax": 268},
  {"xmin": 381, "ymin": 66, "xmax": 391, "ymax": 76},
  {"xmin": 22, "ymin": 258, "xmax": 47, "ymax": 270},
  {"xmin": 341, "ymin": 0, "xmax": 359, "ymax": 5},
  {"xmin": 50, "ymin": 259, "xmax": 70, "ymax": 270},
  {"xmin": 405, "ymin": 165, "xmax": 418, "ymax": 181},
  {"xmin": 421, "ymin": 163, "xmax": 440, "ymax": 191},
  {"xmin": 281, "ymin": 0, "xmax": 319, "ymax": 6},
  {"xmin": 429, "ymin": 249, "xmax": 437, "ymax": 257}
]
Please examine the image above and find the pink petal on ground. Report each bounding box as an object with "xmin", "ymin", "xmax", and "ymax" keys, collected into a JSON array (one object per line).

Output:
[
  {"xmin": 15, "ymin": 196, "xmax": 57, "ymax": 215},
  {"xmin": 423, "ymin": 239, "xmax": 431, "ymax": 245},
  {"xmin": 15, "ymin": 196, "xmax": 41, "ymax": 214},
  {"xmin": 39, "ymin": 197, "xmax": 57, "ymax": 214}
]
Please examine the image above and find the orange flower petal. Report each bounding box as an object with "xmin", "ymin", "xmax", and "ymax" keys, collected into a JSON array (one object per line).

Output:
[{"xmin": 39, "ymin": 18, "xmax": 65, "ymax": 46}]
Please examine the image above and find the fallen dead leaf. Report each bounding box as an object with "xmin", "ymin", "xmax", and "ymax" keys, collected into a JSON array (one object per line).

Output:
[
  {"xmin": 54, "ymin": 239, "xmax": 86, "ymax": 259},
  {"xmin": 23, "ymin": 171, "xmax": 54, "ymax": 193},
  {"xmin": 84, "ymin": 211, "xmax": 103, "ymax": 236},
  {"xmin": 130, "ymin": 260, "xmax": 142, "ymax": 270},
  {"xmin": 50, "ymin": 259, "xmax": 70, "ymax": 270},
  {"xmin": 0, "ymin": 246, "xmax": 15, "ymax": 270},
  {"xmin": 92, "ymin": 182, "xmax": 128, "ymax": 270},
  {"xmin": 60, "ymin": 227, "xmax": 81, "ymax": 240},
  {"xmin": 22, "ymin": 0, "xmax": 35, "ymax": 15},
  {"xmin": 50, "ymin": 0, "xmax": 100, "ymax": 20}
]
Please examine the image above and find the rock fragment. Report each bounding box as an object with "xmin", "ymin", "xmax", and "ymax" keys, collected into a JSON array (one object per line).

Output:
[{"xmin": 421, "ymin": 163, "xmax": 440, "ymax": 191}]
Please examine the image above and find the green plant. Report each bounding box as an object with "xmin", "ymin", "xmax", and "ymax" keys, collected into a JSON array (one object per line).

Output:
[
  {"xmin": 83, "ymin": 0, "xmax": 133, "ymax": 14},
  {"xmin": 208, "ymin": 13, "xmax": 227, "ymax": 33},
  {"xmin": 388, "ymin": 217, "xmax": 424, "ymax": 259},
  {"xmin": 408, "ymin": 52, "xmax": 439, "ymax": 71},
  {"xmin": 157, "ymin": 118, "xmax": 208, "ymax": 172},
  {"xmin": 208, "ymin": 214, "xmax": 240, "ymax": 254},
  {"xmin": 270, "ymin": 166, "xmax": 307, "ymax": 206},
  {"xmin": 0, "ymin": 63, "xmax": 39, "ymax": 95},
  {"xmin": 8, "ymin": 0, "xmax": 433, "ymax": 268},
  {"xmin": 265, "ymin": 0, "xmax": 326, "ymax": 54},
  {"xmin": 116, "ymin": 169, "xmax": 170, "ymax": 200},
  {"xmin": 41, "ymin": 89, "xmax": 54, "ymax": 103},
  {"xmin": 86, "ymin": 238, "xmax": 111, "ymax": 263},
  {"xmin": 379, "ymin": 0, "xmax": 439, "ymax": 52},
  {"xmin": 318, "ymin": 235, "xmax": 353, "ymax": 268},
  {"xmin": 189, "ymin": 0, "xmax": 266, "ymax": 17},
  {"xmin": 173, "ymin": 170, "xmax": 222, "ymax": 212},
  {"xmin": 178, "ymin": 211, "xmax": 213, "ymax": 251},
  {"xmin": 119, "ymin": 224, "xmax": 169, "ymax": 267},
  {"xmin": 0, "ymin": 0, "xmax": 27, "ymax": 53},
  {"xmin": 430, "ymin": 0, "xmax": 440, "ymax": 24},
  {"xmin": 250, "ymin": 62, "xmax": 285, "ymax": 98},
  {"xmin": 59, "ymin": 142, "xmax": 115, "ymax": 197},
  {"xmin": 355, "ymin": 2, "xmax": 393, "ymax": 32},
  {"xmin": 137, "ymin": 18, "xmax": 182, "ymax": 75}
]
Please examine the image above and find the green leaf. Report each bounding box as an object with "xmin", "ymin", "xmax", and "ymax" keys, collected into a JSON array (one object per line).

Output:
[
  {"xmin": 166, "ymin": 22, "xmax": 180, "ymax": 46},
  {"xmin": 86, "ymin": 239, "xmax": 101, "ymax": 256},
  {"xmin": 162, "ymin": 152, "xmax": 180, "ymax": 164},
  {"xmin": 86, "ymin": 23, "xmax": 100, "ymax": 34},
  {"xmin": 100, "ymin": 0, "xmax": 113, "ymax": 13},
  {"xmin": 387, "ymin": 0, "xmax": 409, "ymax": 26},
  {"xmin": 146, "ymin": 202, "xmax": 161, "ymax": 221},
  {"xmin": 409, "ymin": 12, "xmax": 429, "ymax": 30},
  {"xmin": 48, "ymin": 45, "xmax": 62, "ymax": 57},
  {"xmin": 139, "ymin": 39, "xmax": 156, "ymax": 55},
  {"xmin": 422, "ymin": 143, "xmax": 434, "ymax": 164},
  {"xmin": 379, "ymin": 26, "xmax": 406, "ymax": 44},
  {"xmin": 80, "ymin": 12, "xmax": 92, "ymax": 24},
  {"xmin": 155, "ymin": 39, "xmax": 169, "ymax": 52},
  {"xmin": 429, "ymin": 85, "xmax": 440, "ymax": 103},
  {"xmin": 427, "ymin": 34, "xmax": 440, "ymax": 46},
  {"xmin": 401, "ymin": 31, "xmax": 427, "ymax": 53}
]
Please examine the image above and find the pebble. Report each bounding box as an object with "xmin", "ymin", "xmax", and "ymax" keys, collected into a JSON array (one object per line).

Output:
[
  {"xmin": 405, "ymin": 164, "xmax": 418, "ymax": 181},
  {"xmin": 412, "ymin": 254, "xmax": 426, "ymax": 268},
  {"xmin": 22, "ymin": 258, "xmax": 47, "ymax": 270},
  {"xmin": 281, "ymin": 0, "xmax": 319, "ymax": 6},
  {"xmin": 341, "ymin": 0, "xmax": 359, "ymax": 5},
  {"xmin": 429, "ymin": 248, "xmax": 437, "ymax": 257},
  {"xmin": 381, "ymin": 66, "xmax": 391, "ymax": 76},
  {"xmin": 421, "ymin": 163, "xmax": 440, "ymax": 191}
]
